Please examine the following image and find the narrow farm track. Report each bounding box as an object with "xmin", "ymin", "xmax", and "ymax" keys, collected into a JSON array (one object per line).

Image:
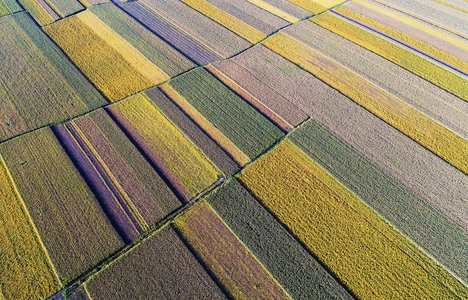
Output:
[{"xmin": 0, "ymin": 0, "xmax": 466, "ymax": 298}]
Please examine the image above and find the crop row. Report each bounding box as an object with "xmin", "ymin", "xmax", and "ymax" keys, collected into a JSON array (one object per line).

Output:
[{"xmin": 236, "ymin": 140, "xmax": 468, "ymax": 299}]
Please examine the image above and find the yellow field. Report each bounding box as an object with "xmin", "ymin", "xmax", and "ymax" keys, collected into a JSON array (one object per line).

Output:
[
  {"xmin": 286, "ymin": 0, "xmax": 344, "ymax": 14},
  {"xmin": 43, "ymin": 10, "xmax": 170, "ymax": 102},
  {"xmin": 246, "ymin": 0, "xmax": 300, "ymax": 23},
  {"xmin": 180, "ymin": 0, "xmax": 266, "ymax": 43},
  {"xmin": 335, "ymin": 6, "xmax": 468, "ymax": 73},
  {"xmin": 311, "ymin": 12, "xmax": 468, "ymax": 100},
  {"xmin": 110, "ymin": 93, "xmax": 221, "ymax": 196},
  {"xmin": 0, "ymin": 156, "xmax": 60, "ymax": 299},
  {"xmin": 263, "ymin": 32, "xmax": 468, "ymax": 174},
  {"xmin": 160, "ymin": 84, "xmax": 250, "ymax": 166},
  {"xmin": 237, "ymin": 140, "xmax": 468, "ymax": 299}
]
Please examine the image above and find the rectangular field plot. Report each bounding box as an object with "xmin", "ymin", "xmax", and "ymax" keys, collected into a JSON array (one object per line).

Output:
[
  {"xmin": 16, "ymin": 0, "xmax": 59, "ymax": 25},
  {"xmin": 166, "ymin": 67, "xmax": 284, "ymax": 163},
  {"xmin": 85, "ymin": 226, "xmax": 226, "ymax": 299},
  {"xmin": 53, "ymin": 109, "xmax": 181, "ymax": 243},
  {"xmin": 43, "ymin": 10, "xmax": 171, "ymax": 102},
  {"xmin": 0, "ymin": 13, "xmax": 106, "ymax": 141},
  {"xmin": 0, "ymin": 0, "xmax": 21, "ymax": 16},
  {"xmin": 173, "ymin": 202, "xmax": 290, "ymax": 299},
  {"xmin": 286, "ymin": 0, "xmax": 345, "ymax": 14},
  {"xmin": 107, "ymin": 93, "xmax": 221, "ymax": 200},
  {"xmin": 237, "ymin": 140, "xmax": 468, "ymax": 299},
  {"xmin": 0, "ymin": 128, "xmax": 125, "ymax": 284}
]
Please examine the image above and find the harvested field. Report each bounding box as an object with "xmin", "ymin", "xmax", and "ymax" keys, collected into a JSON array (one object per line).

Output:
[
  {"xmin": 289, "ymin": 118, "xmax": 468, "ymax": 282},
  {"xmin": 263, "ymin": 32, "xmax": 468, "ymax": 174},
  {"xmin": 173, "ymin": 202, "xmax": 291, "ymax": 299},
  {"xmin": 180, "ymin": 0, "xmax": 266, "ymax": 43},
  {"xmin": 0, "ymin": 128, "xmax": 124, "ymax": 283},
  {"xmin": 311, "ymin": 12, "xmax": 468, "ymax": 100},
  {"xmin": 167, "ymin": 67, "xmax": 284, "ymax": 160},
  {"xmin": 207, "ymin": 179, "xmax": 353, "ymax": 299},
  {"xmin": 54, "ymin": 110, "xmax": 181, "ymax": 242},
  {"xmin": 85, "ymin": 226, "xmax": 227, "ymax": 299},
  {"xmin": 43, "ymin": 10, "xmax": 170, "ymax": 102},
  {"xmin": 0, "ymin": 13, "xmax": 106, "ymax": 141},
  {"xmin": 283, "ymin": 21, "xmax": 468, "ymax": 139},
  {"xmin": 125, "ymin": 0, "xmax": 251, "ymax": 59},
  {"xmin": 237, "ymin": 140, "xmax": 468, "ymax": 299},
  {"xmin": 204, "ymin": 0, "xmax": 289, "ymax": 34},
  {"xmin": 89, "ymin": 3, "xmax": 195, "ymax": 77},
  {"xmin": 0, "ymin": 155, "xmax": 60, "ymax": 299},
  {"xmin": 116, "ymin": 1, "xmax": 220, "ymax": 65},
  {"xmin": 107, "ymin": 93, "xmax": 221, "ymax": 199},
  {"xmin": 145, "ymin": 87, "xmax": 239, "ymax": 175}
]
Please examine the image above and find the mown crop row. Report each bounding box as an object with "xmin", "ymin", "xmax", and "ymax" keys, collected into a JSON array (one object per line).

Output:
[
  {"xmin": 312, "ymin": 12, "xmax": 468, "ymax": 100},
  {"xmin": 0, "ymin": 12, "xmax": 105, "ymax": 141},
  {"xmin": 289, "ymin": 118, "xmax": 468, "ymax": 282},
  {"xmin": 236, "ymin": 140, "xmax": 468, "ymax": 299},
  {"xmin": 43, "ymin": 9, "xmax": 170, "ymax": 102},
  {"xmin": 263, "ymin": 32, "xmax": 468, "ymax": 174}
]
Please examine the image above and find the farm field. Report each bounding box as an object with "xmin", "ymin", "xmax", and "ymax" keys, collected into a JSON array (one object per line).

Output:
[{"xmin": 0, "ymin": 0, "xmax": 466, "ymax": 299}]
